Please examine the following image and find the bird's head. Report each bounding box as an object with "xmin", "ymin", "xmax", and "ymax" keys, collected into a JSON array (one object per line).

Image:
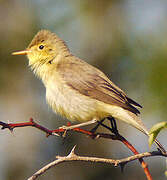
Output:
[{"xmin": 12, "ymin": 30, "xmax": 69, "ymax": 67}]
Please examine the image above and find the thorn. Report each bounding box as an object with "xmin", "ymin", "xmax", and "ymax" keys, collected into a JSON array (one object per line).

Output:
[
  {"xmin": 10, "ymin": 130, "xmax": 15, "ymax": 137},
  {"xmin": 114, "ymin": 161, "xmax": 118, "ymax": 167},
  {"xmin": 95, "ymin": 134, "xmax": 100, "ymax": 139},
  {"xmin": 9, "ymin": 128, "xmax": 14, "ymax": 133},
  {"xmin": 62, "ymin": 130, "xmax": 67, "ymax": 137},
  {"xmin": 67, "ymin": 145, "xmax": 77, "ymax": 158},
  {"xmin": 29, "ymin": 118, "xmax": 34, "ymax": 123},
  {"xmin": 120, "ymin": 163, "xmax": 126, "ymax": 173},
  {"xmin": 46, "ymin": 133, "xmax": 50, "ymax": 138},
  {"xmin": 70, "ymin": 145, "xmax": 77, "ymax": 155},
  {"xmin": 52, "ymin": 132, "xmax": 60, "ymax": 137}
]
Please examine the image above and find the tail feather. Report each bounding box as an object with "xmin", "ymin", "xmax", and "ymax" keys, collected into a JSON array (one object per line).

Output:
[
  {"xmin": 124, "ymin": 112, "xmax": 166, "ymax": 153},
  {"xmin": 154, "ymin": 139, "xmax": 166, "ymax": 154},
  {"xmin": 105, "ymin": 105, "xmax": 166, "ymax": 153}
]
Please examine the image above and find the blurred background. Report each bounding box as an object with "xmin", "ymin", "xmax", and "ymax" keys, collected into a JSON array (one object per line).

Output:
[{"xmin": 0, "ymin": 0, "xmax": 167, "ymax": 179}]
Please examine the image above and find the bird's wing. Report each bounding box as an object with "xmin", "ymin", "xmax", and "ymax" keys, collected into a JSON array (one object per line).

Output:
[{"xmin": 57, "ymin": 58, "xmax": 142, "ymax": 115}]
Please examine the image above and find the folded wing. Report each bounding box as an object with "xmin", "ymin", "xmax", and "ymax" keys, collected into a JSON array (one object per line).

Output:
[{"xmin": 57, "ymin": 58, "xmax": 142, "ymax": 115}]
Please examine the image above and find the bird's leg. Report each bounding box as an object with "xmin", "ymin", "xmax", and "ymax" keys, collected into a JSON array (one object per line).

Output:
[
  {"xmin": 90, "ymin": 118, "xmax": 105, "ymax": 133},
  {"xmin": 96, "ymin": 120, "xmax": 113, "ymax": 132},
  {"xmin": 95, "ymin": 117, "xmax": 119, "ymax": 135},
  {"xmin": 107, "ymin": 117, "xmax": 119, "ymax": 135}
]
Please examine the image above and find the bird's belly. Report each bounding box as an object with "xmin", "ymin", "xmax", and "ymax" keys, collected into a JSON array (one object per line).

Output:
[{"xmin": 46, "ymin": 83, "xmax": 102, "ymax": 122}]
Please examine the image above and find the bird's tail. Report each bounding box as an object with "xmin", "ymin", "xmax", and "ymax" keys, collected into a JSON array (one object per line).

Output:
[
  {"xmin": 154, "ymin": 138, "xmax": 166, "ymax": 154},
  {"xmin": 130, "ymin": 115, "xmax": 166, "ymax": 154},
  {"xmin": 105, "ymin": 106, "xmax": 166, "ymax": 153},
  {"xmin": 115, "ymin": 110, "xmax": 166, "ymax": 153}
]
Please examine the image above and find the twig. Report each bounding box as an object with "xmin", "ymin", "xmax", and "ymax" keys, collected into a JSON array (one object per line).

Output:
[
  {"xmin": 0, "ymin": 118, "xmax": 92, "ymax": 137},
  {"xmin": 28, "ymin": 146, "xmax": 167, "ymax": 180},
  {"xmin": 0, "ymin": 118, "xmax": 165, "ymax": 180}
]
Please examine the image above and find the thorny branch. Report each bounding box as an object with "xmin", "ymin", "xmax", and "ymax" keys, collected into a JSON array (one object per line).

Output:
[
  {"xmin": 0, "ymin": 118, "xmax": 166, "ymax": 180},
  {"xmin": 27, "ymin": 146, "xmax": 167, "ymax": 180}
]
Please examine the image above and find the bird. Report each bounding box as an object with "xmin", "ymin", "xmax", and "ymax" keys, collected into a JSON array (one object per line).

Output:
[{"xmin": 12, "ymin": 29, "xmax": 165, "ymax": 153}]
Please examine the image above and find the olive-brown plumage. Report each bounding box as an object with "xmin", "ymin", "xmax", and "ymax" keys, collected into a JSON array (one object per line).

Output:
[{"xmin": 12, "ymin": 30, "xmax": 166, "ymax": 153}]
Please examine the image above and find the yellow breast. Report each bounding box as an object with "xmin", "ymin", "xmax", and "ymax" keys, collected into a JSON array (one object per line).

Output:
[{"xmin": 45, "ymin": 72, "xmax": 102, "ymax": 122}]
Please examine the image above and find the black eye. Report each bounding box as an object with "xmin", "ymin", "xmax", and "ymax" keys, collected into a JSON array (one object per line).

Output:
[{"xmin": 39, "ymin": 45, "xmax": 44, "ymax": 50}]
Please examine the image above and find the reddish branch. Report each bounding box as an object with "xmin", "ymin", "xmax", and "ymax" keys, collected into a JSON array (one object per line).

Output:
[{"xmin": 0, "ymin": 118, "xmax": 163, "ymax": 180}]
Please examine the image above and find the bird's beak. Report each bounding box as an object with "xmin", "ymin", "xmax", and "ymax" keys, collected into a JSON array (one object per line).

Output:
[{"xmin": 12, "ymin": 49, "xmax": 31, "ymax": 56}]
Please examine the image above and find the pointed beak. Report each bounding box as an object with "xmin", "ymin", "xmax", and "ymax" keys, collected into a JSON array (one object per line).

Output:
[{"xmin": 12, "ymin": 49, "xmax": 31, "ymax": 56}]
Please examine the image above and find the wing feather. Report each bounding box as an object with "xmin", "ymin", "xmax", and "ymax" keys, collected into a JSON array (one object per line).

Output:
[{"xmin": 57, "ymin": 57, "xmax": 142, "ymax": 115}]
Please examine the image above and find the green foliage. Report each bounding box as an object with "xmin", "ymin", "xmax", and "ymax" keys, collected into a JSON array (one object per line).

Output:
[
  {"xmin": 149, "ymin": 121, "xmax": 167, "ymax": 147},
  {"xmin": 165, "ymin": 170, "xmax": 167, "ymax": 177}
]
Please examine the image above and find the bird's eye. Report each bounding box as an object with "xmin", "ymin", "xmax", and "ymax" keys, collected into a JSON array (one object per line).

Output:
[{"xmin": 39, "ymin": 45, "xmax": 44, "ymax": 50}]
